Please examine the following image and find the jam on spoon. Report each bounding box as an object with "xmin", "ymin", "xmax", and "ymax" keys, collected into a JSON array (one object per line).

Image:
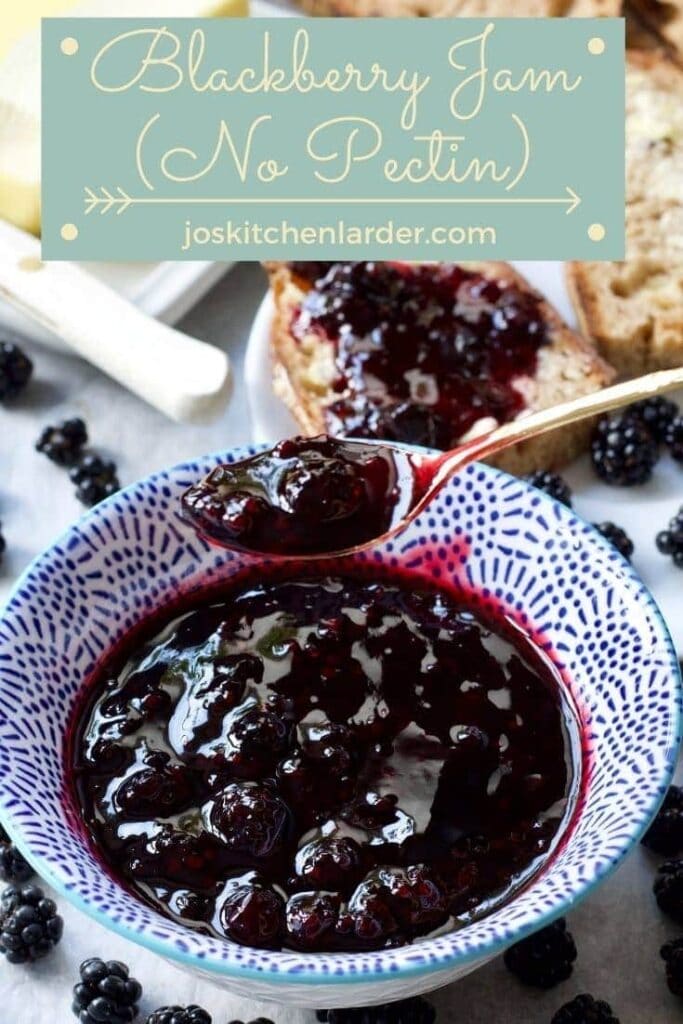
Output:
[
  {"xmin": 72, "ymin": 575, "xmax": 579, "ymax": 952},
  {"xmin": 181, "ymin": 435, "xmax": 417, "ymax": 555},
  {"xmin": 183, "ymin": 367, "xmax": 683, "ymax": 559}
]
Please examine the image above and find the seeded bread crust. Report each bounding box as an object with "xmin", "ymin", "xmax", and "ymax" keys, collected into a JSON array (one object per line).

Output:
[
  {"xmin": 567, "ymin": 51, "xmax": 683, "ymax": 375},
  {"xmin": 296, "ymin": 0, "xmax": 619, "ymax": 17},
  {"xmin": 265, "ymin": 261, "xmax": 615, "ymax": 474},
  {"xmin": 629, "ymin": 0, "xmax": 683, "ymax": 58}
]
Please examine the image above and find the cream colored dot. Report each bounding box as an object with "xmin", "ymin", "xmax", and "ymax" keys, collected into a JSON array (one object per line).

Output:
[
  {"xmin": 588, "ymin": 223, "xmax": 606, "ymax": 242},
  {"xmin": 588, "ymin": 37, "xmax": 606, "ymax": 55},
  {"xmin": 60, "ymin": 37, "xmax": 79, "ymax": 56},
  {"xmin": 61, "ymin": 223, "xmax": 79, "ymax": 241}
]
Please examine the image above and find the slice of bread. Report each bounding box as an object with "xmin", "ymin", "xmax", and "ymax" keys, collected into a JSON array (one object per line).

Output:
[
  {"xmin": 266, "ymin": 261, "xmax": 615, "ymax": 475},
  {"xmin": 626, "ymin": 1, "xmax": 676, "ymax": 51},
  {"xmin": 567, "ymin": 51, "xmax": 683, "ymax": 375},
  {"xmin": 629, "ymin": 0, "xmax": 683, "ymax": 58},
  {"xmin": 297, "ymin": 0, "xmax": 619, "ymax": 18}
]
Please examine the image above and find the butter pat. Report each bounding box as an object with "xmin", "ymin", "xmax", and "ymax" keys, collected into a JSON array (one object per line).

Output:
[{"xmin": 0, "ymin": 0, "xmax": 249, "ymax": 233}]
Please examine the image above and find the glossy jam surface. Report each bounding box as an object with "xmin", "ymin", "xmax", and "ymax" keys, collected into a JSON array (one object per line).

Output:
[
  {"xmin": 181, "ymin": 436, "xmax": 405, "ymax": 555},
  {"xmin": 290, "ymin": 261, "xmax": 549, "ymax": 448},
  {"xmin": 72, "ymin": 576, "xmax": 578, "ymax": 952}
]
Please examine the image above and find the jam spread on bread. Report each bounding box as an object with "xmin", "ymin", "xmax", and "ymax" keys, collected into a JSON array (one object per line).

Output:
[
  {"xmin": 289, "ymin": 261, "xmax": 549, "ymax": 449},
  {"xmin": 72, "ymin": 576, "xmax": 577, "ymax": 952}
]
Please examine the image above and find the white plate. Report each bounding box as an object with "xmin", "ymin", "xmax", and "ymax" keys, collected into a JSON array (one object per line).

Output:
[{"xmin": 245, "ymin": 261, "xmax": 683, "ymax": 652}]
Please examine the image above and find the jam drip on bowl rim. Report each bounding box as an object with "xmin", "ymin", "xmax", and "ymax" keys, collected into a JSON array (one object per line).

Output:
[
  {"xmin": 288, "ymin": 261, "xmax": 549, "ymax": 449},
  {"xmin": 71, "ymin": 575, "xmax": 579, "ymax": 953},
  {"xmin": 181, "ymin": 435, "xmax": 415, "ymax": 556}
]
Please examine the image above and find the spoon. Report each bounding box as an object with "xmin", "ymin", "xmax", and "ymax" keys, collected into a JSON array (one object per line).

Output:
[
  {"xmin": 182, "ymin": 364, "xmax": 683, "ymax": 558},
  {"xmin": 367, "ymin": 364, "xmax": 683, "ymax": 548}
]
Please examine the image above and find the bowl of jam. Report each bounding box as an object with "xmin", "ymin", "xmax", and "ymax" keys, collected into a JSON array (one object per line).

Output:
[{"xmin": 0, "ymin": 443, "xmax": 679, "ymax": 1007}]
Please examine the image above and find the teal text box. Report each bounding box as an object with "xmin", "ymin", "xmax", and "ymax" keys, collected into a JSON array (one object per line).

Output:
[{"xmin": 42, "ymin": 17, "xmax": 625, "ymax": 261}]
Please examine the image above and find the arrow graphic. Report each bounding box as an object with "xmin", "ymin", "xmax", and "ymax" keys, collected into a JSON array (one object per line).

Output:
[
  {"xmin": 84, "ymin": 186, "xmax": 132, "ymax": 216},
  {"xmin": 83, "ymin": 186, "xmax": 582, "ymax": 216}
]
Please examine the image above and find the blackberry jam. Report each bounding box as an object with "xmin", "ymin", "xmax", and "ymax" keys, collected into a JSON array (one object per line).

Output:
[
  {"xmin": 289, "ymin": 261, "xmax": 549, "ymax": 448},
  {"xmin": 71, "ymin": 576, "xmax": 579, "ymax": 952},
  {"xmin": 181, "ymin": 436, "xmax": 408, "ymax": 555}
]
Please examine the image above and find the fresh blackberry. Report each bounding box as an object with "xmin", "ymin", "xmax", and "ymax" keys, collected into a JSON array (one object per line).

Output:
[
  {"xmin": 0, "ymin": 884, "xmax": 63, "ymax": 963},
  {"xmin": 227, "ymin": 1019, "xmax": 274, "ymax": 1024},
  {"xmin": 522, "ymin": 470, "xmax": 572, "ymax": 507},
  {"xmin": 666, "ymin": 416, "xmax": 683, "ymax": 463},
  {"xmin": 654, "ymin": 859, "xmax": 683, "ymax": 921},
  {"xmin": 656, "ymin": 506, "xmax": 683, "ymax": 569},
  {"xmin": 503, "ymin": 918, "xmax": 577, "ymax": 988},
  {"xmin": 145, "ymin": 1008, "xmax": 211, "ymax": 1024},
  {"xmin": 551, "ymin": 994, "xmax": 620, "ymax": 1024},
  {"xmin": 642, "ymin": 785, "xmax": 683, "ymax": 855},
  {"xmin": 226, "ymin": 1019, "xmax": 274, "ymax": 1024},
  {"xmin": 72, "ymin": 958, "xmax": 142, "ymax": 1023},
  {"xmin": 0, "ymin": 341, "xmax": 33, "ymax": 400},
  {"xmin": 629, "ymin": 396, "xmax": 679, "ymax": 442},
  {"xmin": 69, "ymin": 454, "xmax": 120, "ymax": 507},
  {"xmin": 316, "ymin": 997, "xmax": 435, "ymax": 1024},
  {"xmin": 0, "ymin": 827, "xmax": 33, "ymax": 883},
  {"xmin": 590, "ymin": 413, "xmax": 659, "ymax": 486},
  {"xmin": 661, "ymin": 937, "xmax": 683, "ymax": 996},
  {"xmin": 592, "ymin": 522, "xmax": 634, "ymax": 561},
  {"xmin": 36, "ymin": 417, "xmax": 88, "ymax": 466}
]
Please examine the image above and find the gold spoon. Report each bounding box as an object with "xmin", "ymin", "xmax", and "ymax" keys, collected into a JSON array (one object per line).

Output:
[
  {"xmin": 184, "ymin": 365, "xmax": 683, "ymax": 558},
  {"xmin": 363, "ymin": 364, "xmax": 683, "ymax": 552}
]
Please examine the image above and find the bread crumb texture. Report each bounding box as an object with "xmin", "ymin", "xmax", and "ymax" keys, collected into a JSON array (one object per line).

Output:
[{"xmin": 568, "ymin": 52, "xmax": 683, "ymax": 374}]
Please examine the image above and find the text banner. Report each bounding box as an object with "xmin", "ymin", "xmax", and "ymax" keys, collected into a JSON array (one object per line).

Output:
[{"xmin": 42, "ymin": 17, "xmax": 625, "ymax": 260}]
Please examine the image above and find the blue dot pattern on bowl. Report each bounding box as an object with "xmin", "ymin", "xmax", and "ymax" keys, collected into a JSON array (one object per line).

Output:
[{"xmin": 0, "ymin": 448, "xmax": 680, "ymax": 988}]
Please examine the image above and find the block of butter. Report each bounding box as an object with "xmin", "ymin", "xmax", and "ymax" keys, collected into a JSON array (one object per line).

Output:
[{"xmin": 0, "ymin": 0, "xmax": 249, "ymax": 235}]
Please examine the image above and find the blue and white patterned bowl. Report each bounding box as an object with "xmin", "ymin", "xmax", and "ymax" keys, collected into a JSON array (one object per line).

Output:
[{"xmin": 0, "ymin": 446, "xmax": 680, "ymax": 1007}]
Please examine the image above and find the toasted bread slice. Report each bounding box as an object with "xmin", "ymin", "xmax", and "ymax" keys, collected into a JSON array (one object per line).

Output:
[
  {"xmin": 567, "ymin": 51, "xmax": 683, "ymax": 374},
  {"xmin": 629, "ymin": 0, "xmax": 683, "ymax": 57},
  {"xmin": 626, "ymin": 0, "xmax": 675, "ymax": 51},
  {"xmin": 266, "ymin": 261, "xmax": 615, "ymax": 475},
  {"xmin": 297, "ymin": 0, "xmax": 619, "ymax": 18}
]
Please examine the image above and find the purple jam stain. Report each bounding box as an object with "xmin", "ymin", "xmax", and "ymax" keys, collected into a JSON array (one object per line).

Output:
[
  {"xmin": 71, "ymin": 575, "xmax": 579, "ymax": 952},
  {"xmin": 289, "ymin": 261, "xmax": 549, "ymax": 448},
  {"xmin": 181, "ymin": 435, "xmax": 407, "ymax": 556}
]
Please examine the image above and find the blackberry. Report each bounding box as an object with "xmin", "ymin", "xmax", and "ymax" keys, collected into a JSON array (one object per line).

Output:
[
  {"xmin": 503, "ymin": 918, "xmax": 577, "ymax": 988},
  {"xmin": 316, "ymin": 997, "xmax": 436, "ymax": 1024},
  {"xmin": 0, "ymin": 341, "xmax": 33, "ymax": 400},
  {"xmin": 656, "ymin": 507, "xmax": 683, "ymax": 569},
  {"xmin": 629, "ymin": 396, "xmax": 679, "ymax": 442},
  {"xmin": 551, "ymin": 994, "xmax": 620, "ymax": 1024},
  {"xmin": 654, "ymin": 859, "xmax": 683, "ymax": 921},
  {"xmin": 69, "ymin": 454, "xmax": 120, "ymax": 507},
  {"xmin": 0, "ymin": 884, "xmax": 63, "ymax": 963},
  {"xmin": 0, "ymin": 827, "xmax": 34, "ymax": 883},
  {"xmin": 72, "ymin": 958, "xmax": 142, "ymax": 1024},
  {"xmin": 36, "ymin": 417, "xmax": 88, "ymax": 466},
  {"xmin": 522, "ymin": 470, "xmax": 572, "ymax": 507},
  {"xmin": 227, "ymin": 1019, "xmax": 274, "ymax": 1024},
  {"xmin": 642, "ymin": 785, "xmax": 683, "ymax": 855},
  {"xmin": 145, "ymin": 1008, "xmax": 211, "ymax": 1024},
  {"xmin": 592, "ymin": 522, "xmax": 634, "ymax": 561},
  {"xmin": 666, "ymin": 416, "xmax": 683, "ymax": 463},
  {"xmin": 661, "ymin": 937, "xmax": 683, "ymax": 997},
  {"xmin": 590, "ymin": 413, "xmax": 659, "ymax": 486}
]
